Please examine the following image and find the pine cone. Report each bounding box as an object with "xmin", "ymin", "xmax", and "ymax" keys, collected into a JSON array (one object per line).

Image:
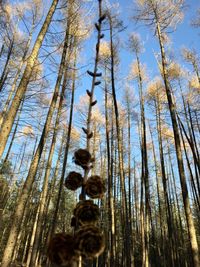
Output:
[
  {"xmin": 74, "ymin": 226, "xmax": 105, "ymax": 259},
  {"xmin": 85, "ymin": 175, "xmax": 106, "ymax": 199},
  {"xmin": 47, "ymin": 233, "xmax": 78, "ymax": 266},
  {"xmin": 74, "ymin": 200, "xmax": 100, "ymax": 226},
  {"xmin": 73, "ymin": 149, "xmax": 92, "ymax": 169},
  {"xmin": 65, "ymin": 172, "xmax": 83, "ymax": 191}
]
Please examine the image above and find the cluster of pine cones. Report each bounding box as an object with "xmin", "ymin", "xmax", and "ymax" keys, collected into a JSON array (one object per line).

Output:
[{"xmin": 47, "ymin": 148, "xmax": 106, "ymax": 266}]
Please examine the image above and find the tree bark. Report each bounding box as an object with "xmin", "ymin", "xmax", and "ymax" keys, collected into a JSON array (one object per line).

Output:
[
  {"xmin": 0, "ymin": 0, "xmax": 59, "ymax": 159},
  {"xmin": 0, "ymin": 11, "xmax": 72, "ymax": 266},
  {"xmin": 155, "ymin": 18, "xmax": 200, "ymax": 267}
]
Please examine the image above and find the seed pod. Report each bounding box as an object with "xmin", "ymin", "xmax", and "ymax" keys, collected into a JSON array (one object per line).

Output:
[
  {"xmin": 94, "ymin": 81, "xmax": 101, "ymax": 86},
  {"xmin": 86, "ymin": 89, "xmax": 92, "ymax": 97},
  {"xmin": 87, "ymin": 70, "xmax": 95, "ymax": 77},
  {"xmin": 82, "ymin": 127, "xmax": 88, "ymax": 134},
  {"xmin": 95, "ymin": 23, "xmax": 100, "ymax": 31},
  {"xmin": 87, "ymin": 132, "xmax": 93, "ymax": 139},
  {"xmin": 87, "ymin": 70, "xmax": 102, "ymax": 77},
  {"xmin": 47, "ymin": 233, "xmax": 78, "ymax": 266},
  {"xmin": 98, "ymin": 14, "xmax": 106, "ymax": 23},
  {"xmin": 74, "ymin": 226, "xmax": 105, "ymax": 259},
  {"xmin": 73, "ymin": 149, "xmax": 92, "ymax": 169},
  {"xmin": 91, "ymin": 100, "xmax": 97, "ymax": 106},
  {"xmin": 74, "ymin": 200, "xmax": 100, "ymax": 226},
  {"xmin": 65, "ymin": 172, "xmax": 83, "ymax": 191},
  {"xmin": 85, "ymin": 175, "xmax": 106, "ymax": 199}
]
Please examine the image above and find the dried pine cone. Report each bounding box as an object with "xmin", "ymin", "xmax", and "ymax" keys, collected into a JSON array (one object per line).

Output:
[
  {"xmin": 74, "ymin": 226, "xmax": 105, "ymax": 259},
  {"xmin": 73, "ymin": 149, "xmax": 91, "ymax": 169},
  {"xmin": 65, "ymin": 172, "xmax": 83, "ymax": 191},
  {"xmin": 47, "ymin": 233, "xmax": 78, "ymax": 266},
  {"xmin": 74, "ymin": 200, "xmax": 100, "ymax": 226},
  {"xmin": 85, "ymin": 175, "xmax": 106, "ymax": 199}
]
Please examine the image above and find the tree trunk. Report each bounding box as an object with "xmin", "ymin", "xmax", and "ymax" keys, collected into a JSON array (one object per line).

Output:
[
  {"xmin": 108, "ymin": 14, "xmax": 132, "ymax": 267},
  {"xmin": 48, "ymin": 48, "xmax": 77, "ymax": 237},
  {"xmin": 0, "ymin": 38, "xmax": 14, "ymax": 93},
  {"xmin": 0, "ymin": 13, "xmax": 71, "ymax": 266},
  {"xmin": 29, "ymin": 33, "xmax": 73, "ymax": 266},
  {"xmin": 156, "ymin": 19, "xmax": 200, "ymax": 267},
  {"xmin": 0, "ymin": 28, "xmax": 33, "ymax": 128},
  {"xmin": 0, "ymin": 0, "xmax": 59, "ymax": 159}
]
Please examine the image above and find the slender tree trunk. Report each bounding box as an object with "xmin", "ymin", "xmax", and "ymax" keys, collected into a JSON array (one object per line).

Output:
[
  {"xmin": 155, "ymin": 94, "xmax": 175, "ymax": 267},
  {"xmin": 0, "ymin": 0, "xmax": 59, "ymax": 159},
  {"xmin": 43, "ymin": 132, "xmax": 65, "ymax": 265},
  {"xmin": 48, "ymin": 48, "xmax": 77, "ymax": 238},
  {"xmin": 1, "ymin": 14, "xmax": 71, "ymax": 266},
  {"xmin": 107, "ymin": 14, "xmax": 132, "ymax": 267},
  {"xmin": 135, "ymin": 52, "xmax": 152, "ymax": 267},
  {"xmin": 29, "ymin": 33, "xmax": 73, "ymax": 266},
  {"xmin": 149, "ymin": 124, "xmax": 166, "ymax": 267},
  {"xmin": 0, "ymin": 38, "xmax": 14, "ymax": 93},
  {"xmin": 26, "ymin": 196, "xmax": 41, "ymax": 267},
  {"xmin": 155, "ymin": 18, "xmax": 200, "ymax": 267},
  {"xmin": 0, "ymin": 28, "xmax": 33, "ymax": 128},
  {"xmin": 3, "ymin": 98, "xmax": 24, "ymax": 164}
]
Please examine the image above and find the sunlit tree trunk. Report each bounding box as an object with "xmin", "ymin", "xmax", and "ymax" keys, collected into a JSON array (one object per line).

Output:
[
  {"xmin": 0, "ymin": 0, "xmax": 59, "ymax": 159},
  {"xmin": 48, "ymin": 48, "xmax": 77, "ymax": 238},
  {"xmin": 155, "ymin": 92, "xmax": 176, "ymax": 267},
  {"xmin": 108, "ymin": 13, "xmax": 132, "ymax": 267},
  {"xmin": 43, "ymin": 132, "xmax": 65, "ymax": 266},
  {"xmin": 29, "ymin": 32, "xmax": 74, "ymax": 266},
  {"xmin": 0, "ymin": 13, "xmax": 72, "ymax": 266},
  {"xmin": 0, "ymin": 27, "xmax": 33, "ymax": 128},
  {"xmin": 156, "ymin": 18, "xmax": 200, "ymax": 267}
]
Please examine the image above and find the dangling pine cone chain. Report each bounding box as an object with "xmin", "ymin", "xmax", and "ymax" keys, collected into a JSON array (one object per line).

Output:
[
  {"xmin": 73, "ymin": 149, "xmax": 92, "ymax": 169},
  {"xmin": 65, "ymin": 171, "xmax": 83, "ymax": 191},
  {"xmin": 48, "ymin": 5, "xmax": 107, "ymax": 265},
  {"xmin": 47, "ymin": 233, "xmax": 78, "ymax": 266},
  {"xmin": 85, "ymin": 175, "xmax": 106, "ymax": 199},
  {"xmin": 74, "ymin": 200, "xmax": 100, "ymax": 226},
  {"xmin": 74, "ymin": 226, "xmax": 105, "ymax": 259}
]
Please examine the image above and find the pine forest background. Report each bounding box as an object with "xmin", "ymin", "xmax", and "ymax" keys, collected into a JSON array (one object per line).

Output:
[{"xmin": 0, "ymin": 0, "xmax": 200, "ymax": 266}]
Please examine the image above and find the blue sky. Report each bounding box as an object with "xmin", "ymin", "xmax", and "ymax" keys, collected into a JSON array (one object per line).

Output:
[
  {"xmin": 78, "ymin": 0, "xmax": 200, "ymax": 88},
  {"xmin": 76, "ymin": 0, "xmax": 200, "ymax": 123},
  {"xmin": 117, "ymin": 0, "xmax": 200, "ymax": 77}
]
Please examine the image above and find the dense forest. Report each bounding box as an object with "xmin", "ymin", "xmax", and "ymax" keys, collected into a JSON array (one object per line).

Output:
[{"xmin": 0, "ymin": 0, "xmax": 200, "ymax": 266}]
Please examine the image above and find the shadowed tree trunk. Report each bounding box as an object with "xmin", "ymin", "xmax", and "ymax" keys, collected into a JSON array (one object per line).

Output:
[{"xmin": 0, "ymin": 38, "xmax": 14, "ymax": 93}]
